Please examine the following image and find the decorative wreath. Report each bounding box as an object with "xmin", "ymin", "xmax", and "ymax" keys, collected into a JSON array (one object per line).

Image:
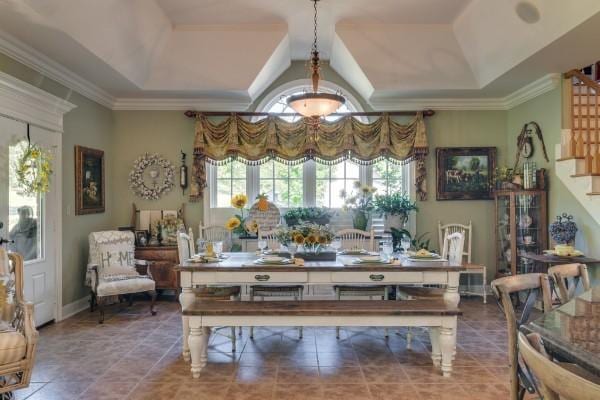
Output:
[
  {"xmin": 13, "ymin": 142, "xmax": 53, "ymax": 196},
  {"xmin": 129, "ymin": 153, "xmax": 175, "ymax": 200}
]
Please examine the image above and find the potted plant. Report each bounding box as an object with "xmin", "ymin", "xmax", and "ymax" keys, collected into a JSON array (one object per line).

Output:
[
  {"xmin": 374, "ymin": 192, "xmax": 418, "ymax": 230},
  {"xmin": 341, "ymin": 181, "xmax": 376, "ymax": 231},
  {"xmin": 283, "ymin": 207, "xmax": 333, "ymax": 227},
  {"xmin": 549, "ymin": 213, "xmax": 578, "ymax": 255}
]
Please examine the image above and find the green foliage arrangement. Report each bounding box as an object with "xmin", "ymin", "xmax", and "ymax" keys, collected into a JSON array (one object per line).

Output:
[
  {"xmin": 390, "ymin": 228, "xmax": 434, "ymax": 252},
  {"xmin": 373, "ymin": 192, "xmax": 418, "ymax": 222},
  {"xmin": 283, "ymin": 207, "xmax": 333, "ymax": 227}
]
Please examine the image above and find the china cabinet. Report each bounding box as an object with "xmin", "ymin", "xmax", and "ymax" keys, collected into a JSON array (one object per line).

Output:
[{"xmin": 494, "ymin": 189, "xmax": 547, "ymax": 276}]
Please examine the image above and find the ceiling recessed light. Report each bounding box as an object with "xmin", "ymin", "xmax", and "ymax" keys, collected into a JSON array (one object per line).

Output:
[{"xmin": 515, "ymin": 1, "xmax": 541, "ymax": 24}]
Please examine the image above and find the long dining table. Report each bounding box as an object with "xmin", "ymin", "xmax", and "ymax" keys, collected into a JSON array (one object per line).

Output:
[{"xmin": 175, "ymin": 252, "xmax": 464, "ymax": 362}]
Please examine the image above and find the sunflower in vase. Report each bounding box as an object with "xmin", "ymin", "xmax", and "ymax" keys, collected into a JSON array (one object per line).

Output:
[{"xmin": 225, "ymin": 194, "xmax": 258, "ymax": 236}]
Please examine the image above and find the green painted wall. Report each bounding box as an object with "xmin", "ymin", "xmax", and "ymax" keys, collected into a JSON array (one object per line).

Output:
[
  {"xmin": 0, "ymin": 53, "xmax": 114, "ymax": 307},
  {"xmin": 507, "ymin": 85, "xmax": 600, "ymax": 279},
  {"xmin": 111, "ymin": 111, "xmax": 199, "ymax": 230}
]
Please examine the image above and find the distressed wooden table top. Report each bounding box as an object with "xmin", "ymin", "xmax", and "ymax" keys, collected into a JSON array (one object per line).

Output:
[{"xmin": 175, "ymin": 252, "xmax": 464, "ymax": 272}]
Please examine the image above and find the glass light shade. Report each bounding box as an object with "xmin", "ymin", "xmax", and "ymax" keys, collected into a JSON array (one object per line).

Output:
[{"xmin": 287, "ymin": 92, "xmax": 345, "ymax": 118}]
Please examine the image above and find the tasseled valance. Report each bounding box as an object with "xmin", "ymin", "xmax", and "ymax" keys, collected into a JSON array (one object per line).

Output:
[{"xmin": 190, "ymin": 113, "xmax": 429, "ymax": 201}]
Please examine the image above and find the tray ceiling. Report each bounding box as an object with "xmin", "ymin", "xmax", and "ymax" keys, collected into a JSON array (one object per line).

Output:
[{"xmin": 0, "ymin": 0, "xmax": 599, "ymax": 109}]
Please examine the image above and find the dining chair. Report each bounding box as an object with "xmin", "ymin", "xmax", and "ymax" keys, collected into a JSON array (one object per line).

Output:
[
  {"xmin": 248, "ymin": 230, "xmax": 304, "ymax": 339},
  {"xmin": 177, "ymin": 232, "xmax": 241, "ymax": 351},
  {"xmin": 491, "ymin": 273, "xmax": 553, "ymax": 400},
  {"xmin": 198, "ymin": 223, "xmax": 232, "ymax": 251},
  {"xmin": 396, "ymin": 231, "xmax": 465, "ymax": 347},
  {"xmin": 518, "ymin": 331, "xmax": 600, "ymax": 400},
  {"xmin": 439, "ymin": 221, "xmax": 487, "ymax": 303},
  {"xmin": 333, "ymin": 228, "xmax": 389, "ymax": 338},
  {"xmin": 547, "ymin": 263, "xmax": 591, "ymax": 305}
]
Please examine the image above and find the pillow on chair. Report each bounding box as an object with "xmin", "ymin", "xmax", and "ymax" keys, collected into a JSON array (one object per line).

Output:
[{"xmin": 100, "ymin": 265, "xmax": 141, "ymax": 282}]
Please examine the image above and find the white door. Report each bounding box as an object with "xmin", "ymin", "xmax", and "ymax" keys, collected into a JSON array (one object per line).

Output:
[{"xmin": 0, "ymin": 116, "xmax": 58, "ymax": 326}]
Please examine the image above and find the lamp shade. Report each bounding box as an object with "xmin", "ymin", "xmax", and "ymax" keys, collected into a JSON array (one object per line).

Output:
[{"xmin": 287, "ymin": 92, "xmax": 345, "ymax": 118}]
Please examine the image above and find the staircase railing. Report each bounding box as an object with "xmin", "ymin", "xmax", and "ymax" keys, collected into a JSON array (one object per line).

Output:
[{"xmin": 564, "ymin": 69, "xmax": 600, "ymax": 174}]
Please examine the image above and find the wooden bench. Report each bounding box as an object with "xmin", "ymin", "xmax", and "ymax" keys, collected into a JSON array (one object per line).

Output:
[{"xmin": 183, "ymin": 300, "xmax": 461, "ymax": 378}]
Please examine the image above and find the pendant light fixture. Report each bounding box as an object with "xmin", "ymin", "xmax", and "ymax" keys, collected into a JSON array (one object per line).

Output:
[{"xmin": 287, "ymin": 0, "xmax": 345, "ymax": 118}]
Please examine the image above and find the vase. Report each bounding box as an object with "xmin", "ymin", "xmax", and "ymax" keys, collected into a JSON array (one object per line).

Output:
[
  {"xmin": 352, "ymin": 211, "xmax": 368, "ymax": 231},
  {"xmin": 384, "ymin": 214, "xmax": 406, "ymax": 231}
]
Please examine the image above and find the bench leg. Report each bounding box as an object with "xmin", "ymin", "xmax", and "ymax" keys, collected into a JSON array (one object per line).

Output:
[
  {"xmin": 180, "ymin": 288, "xmax": 195, "ymax": 361},
  {"xmin": 429, "ymin": 328, "xmax": 441, "ymax": 367},
  {"xmin": 190, "ymin": 325, "xmax": 210, "ymax": 378},
  {"xmin": 439, "ymin": 322, "xmax": 457, "ymax": 377},
  {"xmin": 335, "ymin": 287, "xmax": 341, "ymax": 339}
]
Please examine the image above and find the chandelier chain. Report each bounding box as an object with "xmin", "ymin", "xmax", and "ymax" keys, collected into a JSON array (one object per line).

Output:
[{"xmin": 312, "ymin": 0, "xmax": 318, "ymax": 55}]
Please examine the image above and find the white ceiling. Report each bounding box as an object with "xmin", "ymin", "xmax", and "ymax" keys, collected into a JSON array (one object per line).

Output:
[{"xmin": 0, "ymin": 0, "xmax": 599, "ymax": 110}]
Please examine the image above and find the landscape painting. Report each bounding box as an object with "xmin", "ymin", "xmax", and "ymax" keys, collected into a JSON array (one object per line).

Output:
[{"xmin": 436, "ymin": 147, "xmax": 496, "ymax": 200}]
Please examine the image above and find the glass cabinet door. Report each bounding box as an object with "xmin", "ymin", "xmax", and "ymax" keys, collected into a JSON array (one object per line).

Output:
[
  {"xmin": 496, "ymin": 193, "xmax": 511, "ymax": 276},
  {"xmin": 514, "ymin": 192, "xmax": 541, "ymax": 274}
]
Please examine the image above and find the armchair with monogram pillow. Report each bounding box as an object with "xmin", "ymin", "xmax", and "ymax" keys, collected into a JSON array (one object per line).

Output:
[{"xmin": 87, "ymin": 231, "xmax": 156, "ymax": 323}]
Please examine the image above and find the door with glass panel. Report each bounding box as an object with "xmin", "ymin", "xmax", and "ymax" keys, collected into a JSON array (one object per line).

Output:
[{"xmin": 0, "ymin": 116, "xmax": 58, "ymax": 326}]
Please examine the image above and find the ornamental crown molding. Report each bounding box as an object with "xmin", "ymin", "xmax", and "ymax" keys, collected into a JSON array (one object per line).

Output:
[
  {"xmin": 370, "ymin": 74, "xmax": 561, "ymax": 111},
  {"xmin": 0, "ymin": 29, "xmax": 114, "ymax": 108},
  {"xmin": 0, "ymin": 70, "xmax": 76, "ymax": 132},
  {"xmin": 112, "ymin": 97, "xmax": 251, "ymax": 111}
]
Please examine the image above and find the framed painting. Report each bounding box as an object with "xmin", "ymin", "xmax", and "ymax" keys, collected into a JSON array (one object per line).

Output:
[
  {"xmin": 75, "ymin": 145, "xmax": 105, "ymax": 214},
  {"xmin": 436, "ymin": 147, "xmax": 496, "ymax": 200}
]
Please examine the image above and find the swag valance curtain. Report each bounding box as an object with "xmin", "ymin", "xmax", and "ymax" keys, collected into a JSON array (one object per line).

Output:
[{"xmin": 190, "ymin": 113, "xmax": 429, "ymax": 201}]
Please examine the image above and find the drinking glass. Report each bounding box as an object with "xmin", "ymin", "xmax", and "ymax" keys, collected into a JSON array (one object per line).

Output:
[
  {"xmin": 196, "ymin": 239, "xmax": 207, "ymax": 255},
  {"xmin": 257, "ymin": 239, "xmax": 267, "ymax": 254},
  {"xmin": 330, "ymin": 239, "xmax": 342, "ymax": 253},
  {"xmin": 213, "ymin": 241, "xmax": 223, "ymax": 257},
  {"xmin": 382, "ymin": 240, "xmax": 393, "ymax": 260}
]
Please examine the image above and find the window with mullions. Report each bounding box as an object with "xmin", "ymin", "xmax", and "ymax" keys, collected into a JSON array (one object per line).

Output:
[
  {"xmin": 316, "ymin": 161, "xmax": 360, "ymax": 208},
  {"xmin": 372, "ymin": 159, "xmax": 404, "ymax": 194},
  {"xmin": 259, "ymin": 160, "xmax": 303, "ymax": 208},
  {"xmin": 215, "ymin": 160, "xmax": 247, "ymax": 208}
]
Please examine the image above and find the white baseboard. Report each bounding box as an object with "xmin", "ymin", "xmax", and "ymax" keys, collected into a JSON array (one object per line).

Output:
[{"xmin": 60, "ymin": 296, "xmax": 90, "ymax": 321}]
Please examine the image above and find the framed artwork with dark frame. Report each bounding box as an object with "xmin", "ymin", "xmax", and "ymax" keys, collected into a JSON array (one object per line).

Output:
[
  {"xmin": 436, "ymin": 147, "xmax": 496, "ymax": 200},
  {"xmin": 75, "ymin": 145, "xmax": 105, "ymax": 215}
]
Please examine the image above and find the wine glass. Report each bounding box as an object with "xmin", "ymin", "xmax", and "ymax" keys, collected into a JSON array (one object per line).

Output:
[
  {"xmin": 330, "ymin": 239, "xmax": 342, "ymax": 254},
  {"xmin": 288, "ymin": 243, "xmax": 297, "ymax": 261},
  {"xmin": 257, "ymin": 239, "xmax": 267, "ymax": 254},
  {"xmin": 196, "ymin": 239, "xmax": 207, "ymax": 255},
  {"xmin": 213, "ymin": 241, "xmax": 223, "ymax": 257}
]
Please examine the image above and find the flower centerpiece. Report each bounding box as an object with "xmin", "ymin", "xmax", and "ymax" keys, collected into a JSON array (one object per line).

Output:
[
  {"xmin": 341, "ymin": 181, "xmax": 376, "ymax": 231},
  {"xmin": 549, "ymin": 213, "xmax": 578, "ymax": 256},
  {"xmin": 225, "ymin": 194, "xmax": 259, "ymax": 236},
  {"xmin": 273, "ymin": 223, "xmax": 335, "ymax": 254},
  {"xmin": 374, "ymin": 192, "xmax": 418, "ymax": 230}
]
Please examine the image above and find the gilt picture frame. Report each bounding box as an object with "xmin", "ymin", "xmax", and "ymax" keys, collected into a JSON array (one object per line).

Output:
[
  {"xmin": 75, "ymin": 145, "xmax": 105, "ymax": 215},
  {"xmin": 436, "ymin": 147, "xmax": 496, "ymax": 200}
]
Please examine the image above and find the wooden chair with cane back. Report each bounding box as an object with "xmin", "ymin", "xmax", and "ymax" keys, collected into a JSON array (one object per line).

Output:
[
  {"xmin": 491, "ymin": 273, "xmax": 553, "ymax": 400},
  {"xmin": 0, "ymin": 250, "xmax": 38, "ymax": 400},
  {"xmin": 547, "ymin": 263, "xmax": 591, "ymax": 305},
  {"xmin": 518, "ymin": 331, "xmax": 600, "ymax": 400}
]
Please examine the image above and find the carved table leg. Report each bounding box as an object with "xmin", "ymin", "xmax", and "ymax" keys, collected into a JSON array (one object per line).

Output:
[
  {"xmin": 440, "ymin": 319, "xmax": 457, "ymax": 377},
  {"xmin": 180, "ymin": 287, "xmax": 195, "ymax": 361},
  {"xmin": 443, "ymin": 272, "xmax": 460, "ymax": 358},
  {"xmin": 429, "ymin": 327, "xmax": 441, "ymax": 367}
]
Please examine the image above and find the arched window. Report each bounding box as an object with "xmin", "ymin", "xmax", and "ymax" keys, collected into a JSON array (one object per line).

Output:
[{"xmin": 207, "ymin": 80, "xmax": 411, "ymax": 233}]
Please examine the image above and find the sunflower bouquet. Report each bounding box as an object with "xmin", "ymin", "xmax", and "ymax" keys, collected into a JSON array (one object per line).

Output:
[
  {"xmin": 286, "ymin": 222, "xmax": 335, "ymax": 253},
  {"xmin": 225, "ymin": 194, "xmax": 259, "ymax": 236}
]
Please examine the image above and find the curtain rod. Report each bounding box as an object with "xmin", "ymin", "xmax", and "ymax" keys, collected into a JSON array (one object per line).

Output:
[{"xmin": 184, "ymin": 109, "xmax": 435, "ymax": 118}]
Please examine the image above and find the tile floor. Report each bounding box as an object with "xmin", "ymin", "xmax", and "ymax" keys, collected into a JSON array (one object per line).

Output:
[{"xmin": 16, "ymin": 297, "xmax": 515, "ymax": 399}]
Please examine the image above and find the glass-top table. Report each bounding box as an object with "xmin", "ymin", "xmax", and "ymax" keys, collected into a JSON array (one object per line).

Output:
[{"xmin": 522, "ymin": 285, "xmax": 600, "ymax": 377}]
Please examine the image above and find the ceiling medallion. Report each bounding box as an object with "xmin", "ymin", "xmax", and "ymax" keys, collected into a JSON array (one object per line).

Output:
[{"xmin": 287, "ymin": 0, "xmax": 345, "ymax": 121}]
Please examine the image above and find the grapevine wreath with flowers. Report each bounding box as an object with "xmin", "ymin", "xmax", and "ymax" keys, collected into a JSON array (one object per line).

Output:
[
  {"xmin": 129, "ymin": 153, "xmax": 175, "ymax": 200},
  {"xmin": 14, "ymin": 141, "xmax": 53, "ymax": 196}
]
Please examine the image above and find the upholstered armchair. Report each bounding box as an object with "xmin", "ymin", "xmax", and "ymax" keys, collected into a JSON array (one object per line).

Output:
[
  {"xmin": 87, "ymin": 231, "xmax": 157, "ymax": 323},
  {"xmin": 0, "ymin": 249, "xmax": 38, "ymax": 400}
]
